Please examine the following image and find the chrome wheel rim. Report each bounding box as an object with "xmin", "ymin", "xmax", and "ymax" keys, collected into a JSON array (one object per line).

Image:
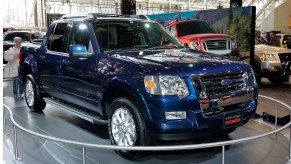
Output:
[
  {"xmin": 111, "ymin": 107, "xmax": 137, "ymax": 146},
  {"xmin": 25, "ymin": 80, "xmax": 35, "ymax": 106}
]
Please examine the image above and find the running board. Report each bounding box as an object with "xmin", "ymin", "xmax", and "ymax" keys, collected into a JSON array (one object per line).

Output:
[{"xmin": 43, "ymin": 97, "xmax": 108, "ymax": 125}]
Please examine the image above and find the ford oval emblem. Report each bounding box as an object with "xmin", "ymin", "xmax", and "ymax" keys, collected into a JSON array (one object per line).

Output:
[
  {"xmin": 214, "ymin": 42, "xmax": 219, "ymax": 46},
  {"xmin": 221, "ymin": 79, "xmax": 233, "ymax": 86}
]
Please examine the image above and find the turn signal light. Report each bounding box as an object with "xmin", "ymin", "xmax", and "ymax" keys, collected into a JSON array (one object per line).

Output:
[
  {"xmin": 259, "ymin": 54, "xmax": 266, "ymax": 61},
  {"xmin": 145, "ymin": 81, "xmax": 156, "ymax": 88}
]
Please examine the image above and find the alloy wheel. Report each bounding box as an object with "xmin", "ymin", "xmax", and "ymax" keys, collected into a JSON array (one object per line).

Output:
[
  {"xmin": 111, "ymin": 107, "xmax": 137, "ymax": 146},
  {"xmin": 25, "ymin": 80, "xmax": 35, "ymax": 106}
]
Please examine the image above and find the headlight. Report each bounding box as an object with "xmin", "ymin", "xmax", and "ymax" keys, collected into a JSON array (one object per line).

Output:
[
  {"xmin": 259, "ymin": 53, "xmax": 280, "ymax": 62},
  {"xmin": 144, "ymin": 75, "xmax": 189, "ymax": 98},
  {"xmin": 231, "ymin": 39, "xmax": 238, "ymax": 49},
  {"xmin": 251, "ymin": 70, "xmax": 257, "ymax": 86},
  {"xmin": 242, "ymin": 71, "xmax": 257, "ymax": 90},
  {"xmin": 189, "ymin": 41, "xmax": 201, "ymax": 50}
]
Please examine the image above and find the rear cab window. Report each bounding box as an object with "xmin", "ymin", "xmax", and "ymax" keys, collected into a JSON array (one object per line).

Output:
[{"xmin": 46, "ymin": 23, "xmax": 68, "ymax": 52}]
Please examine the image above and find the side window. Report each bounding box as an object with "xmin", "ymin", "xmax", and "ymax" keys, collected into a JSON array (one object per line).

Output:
[
  {"xmin": 46, "ymin": 24, "xmax": 56, "ymax": 49},
  {"xmin": 168, "ymin": 26, "xmax": 176, "ymax": 37},
  {"xmin": 67, "ymin": 23, "xmax": 92, "ymax": 53},
  {"xmin": 47, "ymin": 23, "xmax": 67, "ymax": 52},
  {"xmin": 31, "ymin": 34, "xmax": 36, "ymax": 40}
]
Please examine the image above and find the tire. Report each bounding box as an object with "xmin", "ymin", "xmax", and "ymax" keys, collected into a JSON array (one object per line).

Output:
[
  {"xmin": 267, "ymin": 75, "xmax": 289, "ymax": 84},
  {"xmin": 24, "ymin": 74, "xmax": 46, "ymax": 112},
  {"xmin": 108, "ymin": 97, "xmax": 151, "ymax": 159}
]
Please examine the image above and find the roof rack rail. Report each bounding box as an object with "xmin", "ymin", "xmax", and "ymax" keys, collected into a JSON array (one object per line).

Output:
[
  {"xmin": 91, "ymin": 14, "xmax": 149, "ymax": 20},
  {"xmin": 60, "ymin": 14, "xmax": 94, "ymax": 20},
  {"xmin": 60, "ymin": 13, "xmax": 149, "ymax": 20}
]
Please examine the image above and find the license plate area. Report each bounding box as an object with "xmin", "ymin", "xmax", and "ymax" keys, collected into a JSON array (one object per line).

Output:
[{"xmin": 223, "ymin": 110, "xmax": 242, "ymax": 129}]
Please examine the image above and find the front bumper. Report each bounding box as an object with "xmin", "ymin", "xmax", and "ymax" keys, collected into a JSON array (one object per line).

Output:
[
  {"xmin": 261, "ymin": 61, "xmax": 284, "ymax": 75},
  {"xmin": 145, "ymin": 95, "xmax": 258, "ymax": 140},
  {"xmin": 143, "ymin": 70, "xmax": 258, "ymax": 141}
]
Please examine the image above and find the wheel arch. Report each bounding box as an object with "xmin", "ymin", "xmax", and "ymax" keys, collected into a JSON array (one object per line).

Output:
[{"xmin": 102, "ymin": 84, "xmax": 151, "ymax": 122}]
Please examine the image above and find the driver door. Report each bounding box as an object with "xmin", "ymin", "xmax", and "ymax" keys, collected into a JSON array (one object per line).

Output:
[{"xmin": 60, "ymin": 23, "xmax": 100, "ymax": 111}]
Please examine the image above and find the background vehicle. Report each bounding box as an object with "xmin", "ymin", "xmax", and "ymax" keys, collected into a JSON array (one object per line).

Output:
[
  {"xmin": 277, "ymin": 33, "xmax": 291, "ymax": 49},
  {"xmin": 19, "ymin": 14, "xmax": 258, "ymax": 158},
  {"xmin": 166, "ymin": 19, "xmax": 239, "ymax": 58},
  {"xmin": 253, "ymin": 44, "xmax": 291, "ymax": 84},
  {"xmin": 3, "ymin": 30, "xmax": 43, "ymax": 64}
]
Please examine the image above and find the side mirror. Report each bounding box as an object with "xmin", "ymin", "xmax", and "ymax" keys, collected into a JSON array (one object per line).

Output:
[{"xmin": 69, "ymin": 45, "xmax": 92, "ymax": 58}]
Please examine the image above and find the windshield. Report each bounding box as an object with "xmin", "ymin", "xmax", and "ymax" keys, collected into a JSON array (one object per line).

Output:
[
  {"xmin": 176, "ymin": 21, "xmax": 214, "ymax": 37},
  {"xmin": 93, "ymin": 21, "xmax": 184, "ymax": 52},
  {"xmin": 3, "ymin": 32, "xmax": 31, "ymax": 42}
]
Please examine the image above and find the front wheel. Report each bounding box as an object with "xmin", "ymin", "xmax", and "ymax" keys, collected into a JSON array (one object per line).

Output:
[
  {"xmin": 108, "ymin": 97, "xmax": 151, "ymax": 159},
  {"xmin": 24, "ymin": 74, "xmax": 46, "ymax": 112}
]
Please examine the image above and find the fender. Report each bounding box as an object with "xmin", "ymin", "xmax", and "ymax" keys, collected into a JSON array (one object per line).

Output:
[{"xmin": 101, "ymin": 75, "xmax": 152, "ymax": 121}]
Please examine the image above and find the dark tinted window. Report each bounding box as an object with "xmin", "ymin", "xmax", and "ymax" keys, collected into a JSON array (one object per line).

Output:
[
  {"xmin": 67, "ymin": 23, "xmax": 92, "ymax": 53},
  {"xmin": 176, "ymin": 21, "xmax": 214, "ymax": 37},
  {"xmin": 47, "ymin": 23, "xmax": 67, "ymax": 52},
  {"xmin": 4, "ymin": 32, "xmax": 31, "ymax": 42}
]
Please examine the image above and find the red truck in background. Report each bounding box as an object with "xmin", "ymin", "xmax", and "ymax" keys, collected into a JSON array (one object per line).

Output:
[{"xmin": 166, "ymin": 19, "xmax": 239, "ymax": 57}]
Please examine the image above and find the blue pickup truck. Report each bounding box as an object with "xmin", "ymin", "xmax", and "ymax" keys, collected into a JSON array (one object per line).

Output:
[{"xmin": 19, "ymin": 14, "xmax": 258, "ymax": 157}]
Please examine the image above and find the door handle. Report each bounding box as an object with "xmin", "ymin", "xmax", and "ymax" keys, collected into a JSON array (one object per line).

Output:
[{"xmin": 62, "ymin": 60, "xmax": 70, "ymax": 65}]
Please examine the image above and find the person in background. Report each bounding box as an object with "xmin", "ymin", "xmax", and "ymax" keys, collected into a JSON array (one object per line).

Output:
[
  {"xmin": 269, "ymin": 31, "xmax": 280, "ymax": 47},
  {"xmin": 255, "ymin": 31, "xmax": 266, "ymax": 44},
  {"xmin": 262, "ymin": 32, "xmax": 271, "ymax": 45},
  {"xmin": 4, "ymin": 37, "xmax": 24, "ymax": 98}
]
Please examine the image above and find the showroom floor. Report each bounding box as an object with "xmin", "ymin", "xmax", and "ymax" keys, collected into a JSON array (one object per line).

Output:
[{"xmin": 3, "ymin": 78, "xmax": 291, "ymax": 164}]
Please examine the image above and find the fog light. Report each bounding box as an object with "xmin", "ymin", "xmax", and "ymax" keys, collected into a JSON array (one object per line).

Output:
[{"xmin": 165, "ymin": 111, "xmax": 187, "ymax": 120}]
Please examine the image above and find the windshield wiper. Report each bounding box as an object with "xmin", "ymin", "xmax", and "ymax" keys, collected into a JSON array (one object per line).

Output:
[{"xmin": 147, "ymin": 45, "xmax": 177, "ymax": 50}]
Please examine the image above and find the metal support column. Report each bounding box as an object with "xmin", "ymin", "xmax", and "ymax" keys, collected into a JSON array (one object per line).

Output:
[{"xmin": 13, "ymin": 125, "xmax": 21, "ymax": 162}]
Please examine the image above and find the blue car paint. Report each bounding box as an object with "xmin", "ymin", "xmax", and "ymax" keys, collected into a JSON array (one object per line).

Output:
[{"xmin": 19, "ymin": 18, "xmax": 258, "ymax": 140}]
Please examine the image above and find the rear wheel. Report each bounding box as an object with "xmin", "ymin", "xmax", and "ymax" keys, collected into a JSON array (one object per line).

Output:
[
  {"xmin": 267, "ymin": 75, "xmax": 289, "ymax": 84},
  {"xmin": 108, "ymin": 97, "xmax": 151, "ymax": 159},
  {"xmin": 24, "ymin": 74, "xmax": 46, "ymax": 112}
]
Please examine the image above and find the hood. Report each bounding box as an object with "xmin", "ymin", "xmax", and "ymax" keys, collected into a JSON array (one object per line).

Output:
[
  {"xmin": 255, "ymin": 44, "xmax": 291, "ymax": 54},
  {"xmin": 179, "ymin": 33, "xmax": 234, "ymax": 42},
  {"xmin": 107, "ymin": 49, "xmax": 251, "ymax": 76}
]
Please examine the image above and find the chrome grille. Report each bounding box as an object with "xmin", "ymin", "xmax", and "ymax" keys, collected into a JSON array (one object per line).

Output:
[
  {"xmin": 204, "ymin": 39, "xmax": 229, "ymax": 50},
  {"xmin": 198, "ymin": 72, "xmax": 245, "ymax": 98}
]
